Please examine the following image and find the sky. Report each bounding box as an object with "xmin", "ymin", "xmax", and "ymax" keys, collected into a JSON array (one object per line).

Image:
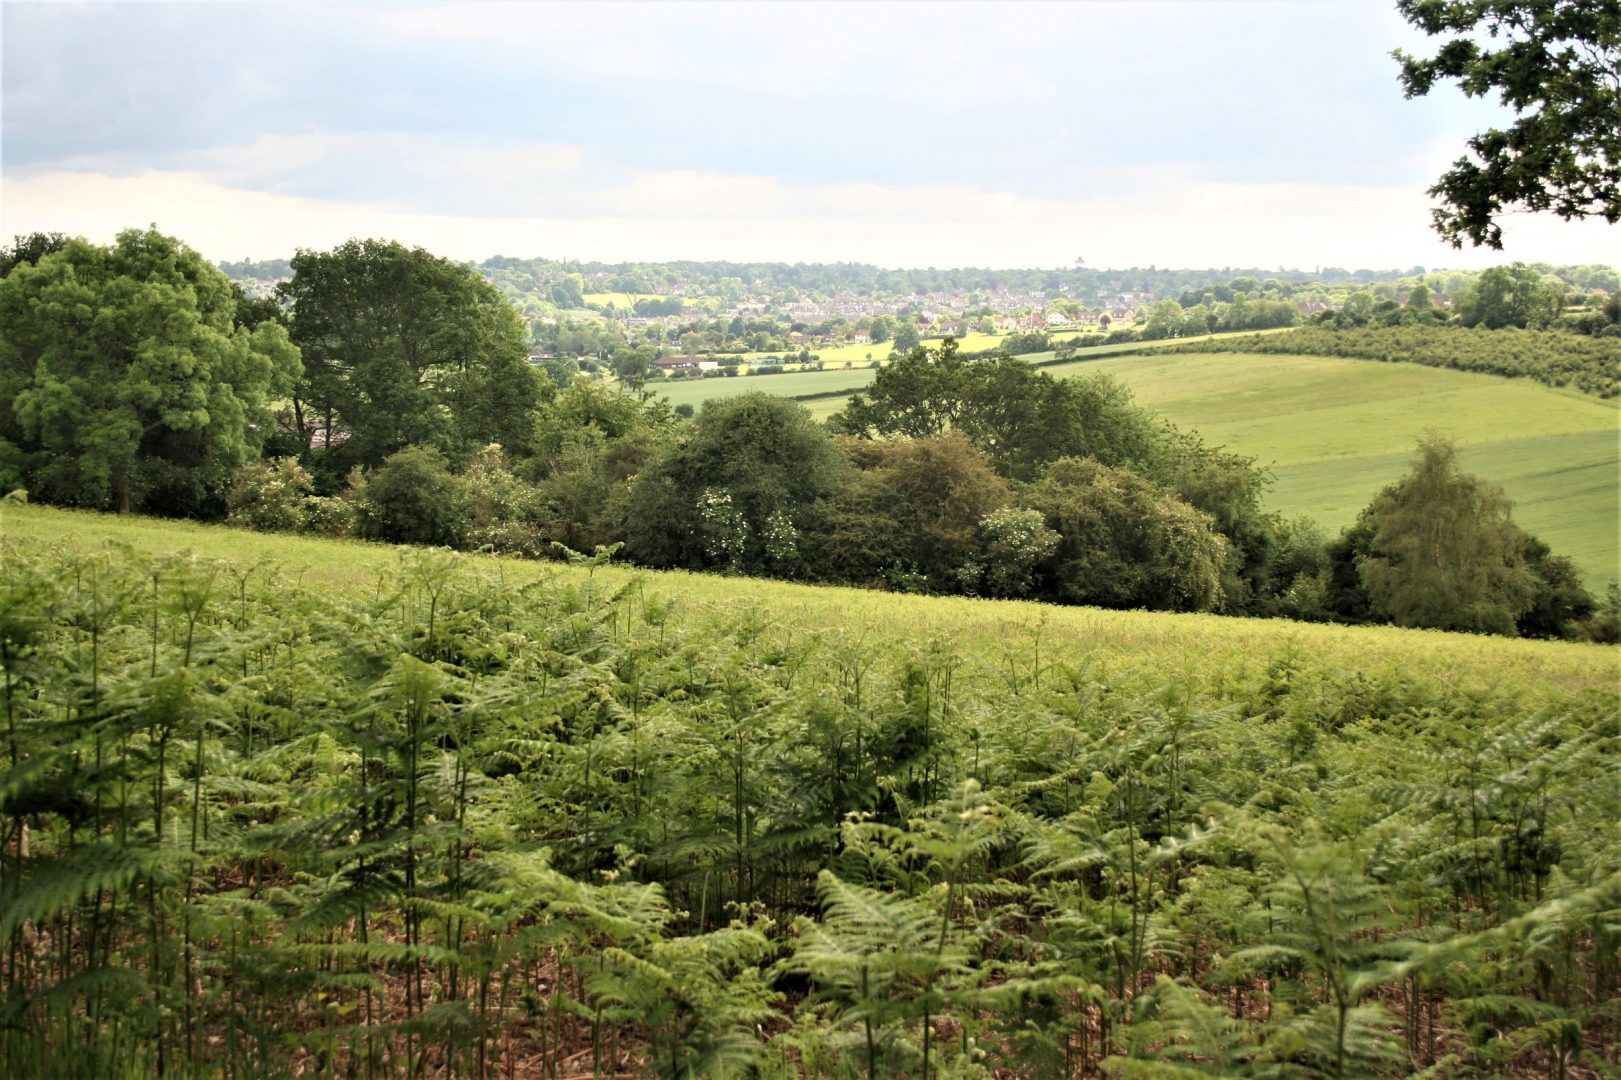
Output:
[{"xmin": 2, "ymin": 0, "xmax": 1615, "ymax": 271}]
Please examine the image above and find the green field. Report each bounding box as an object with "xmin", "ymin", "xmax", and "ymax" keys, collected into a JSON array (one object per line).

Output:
[
  {"xmin": 704, "ymin": 348, "xmax": 1621, "ymax": 587},
  {"xmin": 3, "ymin": 503, "xmax": 1609, "ymax": 696},
  {"xmin": 1058, "ymin": 352, "xmax": 1619, "ymax": 587},
  {"xmin": 657, "ymin": 366, "xmax": 880, "ymax": 409},
  {"xmin": 582, "ymin": 291, "xmax": 680, "ymax": 309}
]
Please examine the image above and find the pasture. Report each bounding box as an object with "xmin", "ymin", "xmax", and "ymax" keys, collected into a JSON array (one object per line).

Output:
[{"xmin": 1063, "ymin": 352, "xmax": 1619, "ymax": 587}]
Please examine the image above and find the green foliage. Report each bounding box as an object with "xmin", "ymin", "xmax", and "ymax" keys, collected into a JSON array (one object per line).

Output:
[
  {"xmin": 1352, "ymin": 436, "xmax": 1541, "ymax": 634},
  {"xmin": 823, "ymin": 433, "xmax": 1012, "ymax": 591},
  {"xmin": 1394, "ymin": 0, "xmax": 1620, "ymax": 248},
  {"xmin": 834, "ymin": 340, "xmax": 1166, "ymax": 481},
  {"xmin": 0, "ymin": 513, "xmax": 1616, "ymax": 1078},
  {"xmin": 625, "ymin": 393, "xmax": 846, "ymax": 575},
  {"xmin": 354, "ymin": 445, "xmax": 469, "ymax": 547},
  {"xmin": 1026, "ymin": 457, "xmax": 1230, "ymax": 612},
  {"xmin": 281, "ymin": 238, "xmax": 545, "ymax": 469},
  {"xmin": 1455, "ymin": 263, "xmax": 1564, "ymax": 328},
  {"xmin": 226, "ymin": 457, "xmax": 314, "ymax": 532},
  {"xmin": 0, "ymin": 228, "xmax": 302, "ymax": 515}
]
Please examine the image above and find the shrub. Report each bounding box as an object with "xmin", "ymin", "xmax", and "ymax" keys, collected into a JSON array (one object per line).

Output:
[
  {"xmin": 227, "ymin": 458, "xmax": 313, "ymax": 532},
  {"xmin": 299, "ymin": 494, "xmax": 356, "ymax": 538},
  {"xmin": 354, "ymin": 446, "xmax": 468, "ymax": 546}
]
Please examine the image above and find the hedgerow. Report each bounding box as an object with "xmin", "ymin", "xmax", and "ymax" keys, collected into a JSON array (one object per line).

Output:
[{"xmin": 1151, "ymin": 325, "xmax": 1621, "ymax": 398}]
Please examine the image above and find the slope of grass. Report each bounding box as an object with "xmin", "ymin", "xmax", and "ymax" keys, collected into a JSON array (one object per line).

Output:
[
  {"xmin": 1062, "ymin": 352, "xmax": 1618, "ymax": 585},
  {"xmin": 656, "ymin": 366, "xmax": 881, "ymax": 410},
  {"xmin": 3, "ymin": 503, "xmax": 1611, "ymax": 694}
]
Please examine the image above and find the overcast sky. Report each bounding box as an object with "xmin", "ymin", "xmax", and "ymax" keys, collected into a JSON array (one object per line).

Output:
[{"xmin": 2, "ymin": 0, "xmax": 1615, "ymax": 270}]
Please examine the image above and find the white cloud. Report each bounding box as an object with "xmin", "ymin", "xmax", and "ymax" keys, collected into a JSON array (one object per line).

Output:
[{"xmin": 5, "ymin": 164, "xmax": 1614, "ymax": 269}]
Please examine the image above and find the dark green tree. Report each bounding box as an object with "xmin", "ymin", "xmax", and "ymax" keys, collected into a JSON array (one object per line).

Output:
[
  {"xmin": 1455, "ymin": 263, "xmax": 1561, "ymax": 328},
  {"xmin": 281, "ymin": 239, "xmax": 545, "ymax": 471},
  {"xmin": 1353, "ymin": 435, "xmax": 1538, "ymax": 634},
  {"xmin": 624, "ymin": 393, "xmax": 847, "ymax": 575},
  {"xmin": 821, "ymin": 433, "xmax": 1011, "ymax": 591},
  {"xmin": 1394, "ymin": 0, "xmax": 1620, "ymax": 247},
  {"xmin": 0, "ymin": 228, "xmax": 301, "ymax": 514},
  {"xmin": 0, "ymin": 232, "xmax": 67, "ymax": 278},
  {"xmin": 1023, "ymin": 457, "xmax": 1230, "ymax": 611},
  {"xmin": 354, "ymin": 445, "xmax": 469, "ymax": 546}
]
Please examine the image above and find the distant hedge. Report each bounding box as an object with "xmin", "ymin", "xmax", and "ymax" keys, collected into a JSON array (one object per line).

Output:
[{"xmin": 1154, "ymin": 325, "xmax": 1620, "ymax": 398}]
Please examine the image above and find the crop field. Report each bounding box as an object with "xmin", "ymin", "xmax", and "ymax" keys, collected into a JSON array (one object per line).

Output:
[
  {"xmin": 780, "ymin": 350, "xmax": 1619, "ymax": 587},
  {"xmin": 1055, "ymin": 352, "xmax": 1619, "ymax": 587},
  {"xmin": 656, "ymin": 366, "xmax": 880, "ymax": 409},
  {"xmin": 581, "ymin": 292, "xmax": 684, "ymax": 310},
  {"xmin": 3, "ymin": 503, "xmax": 1616, "ymax": 1079}
]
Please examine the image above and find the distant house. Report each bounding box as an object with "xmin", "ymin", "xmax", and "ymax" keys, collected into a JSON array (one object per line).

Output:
[
  {"xmin": 849, "ymin": 330, "xmax": 871, "ymax": 344},
  {"xmin": 654, "ymin": 356, "xmax": 700, "ymax": 371}
]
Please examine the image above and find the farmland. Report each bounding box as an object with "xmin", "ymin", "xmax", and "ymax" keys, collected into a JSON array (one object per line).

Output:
[
  {"xmin": 3, "ymin": 503, "xmax": 1616, "ymax": 1079},
  {"xmin": 1064, "ymin": 352, "xmax": 1620, "ymax": 587},
  {"xmin": 690, "ymin": 348, "xmax": 1620, "ymax": 588}
]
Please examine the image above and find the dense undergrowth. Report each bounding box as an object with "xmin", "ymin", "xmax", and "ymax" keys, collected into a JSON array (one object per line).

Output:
[
  {"xmin": 1152, "ymin": 326, "xmax": 1621, "ymax": 398},
  {"xmin": 2, "ymin": 532, "xmax": 1617, "ymax": 1079}
]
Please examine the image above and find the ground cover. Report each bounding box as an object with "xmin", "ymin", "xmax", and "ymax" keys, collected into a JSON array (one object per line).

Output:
[{"xmin": 2, "ymin": 503, "xmax": 1615, "ymax": 1078}]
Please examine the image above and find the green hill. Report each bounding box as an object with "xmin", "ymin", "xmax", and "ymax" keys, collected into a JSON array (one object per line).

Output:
[
  {"xmin": 1062, "ymin": 352, "xmax": 1619, "ymax": 587},
  {"xmin": 751, "ymin": 350, "xmax": 1621, "ymax": 587}
]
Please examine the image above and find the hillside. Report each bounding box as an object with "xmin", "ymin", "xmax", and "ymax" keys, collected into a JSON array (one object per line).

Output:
[
  {"xmin": 3, "ymin": 504, "xmax": 1610, "ymax": 693},
  {"xmin": 686, "ymin": 349, "xmax": 1619, "ymax": 587},
  {"xmin": 3, "ymin": 504, "xmax": 1616, "ymax": 1078}
]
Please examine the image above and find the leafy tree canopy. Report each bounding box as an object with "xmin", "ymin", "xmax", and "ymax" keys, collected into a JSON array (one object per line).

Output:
[
  {"xmin": 0, "ymin": 228, "xmax": 301, "ymax": 514},
  {"xmin": 1394, "ymin": 0, "xmax": 1621, "ymax": 247},
  {"xmin": 1025, "ymin": 457, "xmax": 1230, "ymax": 612},
  {"xmin": 625, "ymin": 393, "xmax": 847, "ymax": 575},
  {"xmin": 832, "ymin": 341, "xmax": 1162, "ymax": 482},
  {"xmin": 281, "ymin": 238, "xmax": 545, "ymax": 470},
  {"xmin": 1454, "ymin": 262, "xmax": 1562, "ymax": 327},
  {"xmin": 1353, "ymin": 434, "xmax": 1540, "ymax": 634}
]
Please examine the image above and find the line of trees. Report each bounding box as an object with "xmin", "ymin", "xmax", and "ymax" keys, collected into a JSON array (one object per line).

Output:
[
  {"xmin": 1155, "ymin": 322, "xmax": 1621, "ymax": 398},
  {"xmin": 2, "ymin": 229, "xmax": 1610, "ymax": 640}
]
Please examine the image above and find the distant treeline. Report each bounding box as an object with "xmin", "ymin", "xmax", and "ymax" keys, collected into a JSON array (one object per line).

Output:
[{"xmin": 1156, "ymin": 325, "xmax": 1621, "ymax": 398}]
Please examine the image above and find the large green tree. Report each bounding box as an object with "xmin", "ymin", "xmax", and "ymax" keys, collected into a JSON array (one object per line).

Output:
[
  {"xmin": 1394, "ymin": 0, "xmax": 1620, "ymax": 248},
  {"xmin": 822, "ymin": 433, "xmax": 1012, "ymax": 591},
  {"xmin": 0, "ymin": 228, "xmax": 301, "ymax": 514},
  {"xmin": 624, "ymin": 393, "xmax": 847, "ymax": 575},
  {"xmin": 1352, "ymin": 436, "xmax": 1539, "ymax": 634},
  {"xmin": 281, "ymin": 239, "xmax": 544, "ymax": 471},
  {"xmin": 1454, "ymin": 263, "xmax": 1561, "ymax": 328},
  {"xmin": 1024, "ymin": 457, "xmax": 1230, "ymax": 612},
  {"xmin": 832, "ymin": 341, "xmax": 1162, "ymax": 482}
]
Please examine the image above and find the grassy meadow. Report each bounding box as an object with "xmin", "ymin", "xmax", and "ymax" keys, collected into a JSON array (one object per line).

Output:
[{"xmin": 1061, "ymin": 352, "xmax": 1619, "ymax": 587}]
